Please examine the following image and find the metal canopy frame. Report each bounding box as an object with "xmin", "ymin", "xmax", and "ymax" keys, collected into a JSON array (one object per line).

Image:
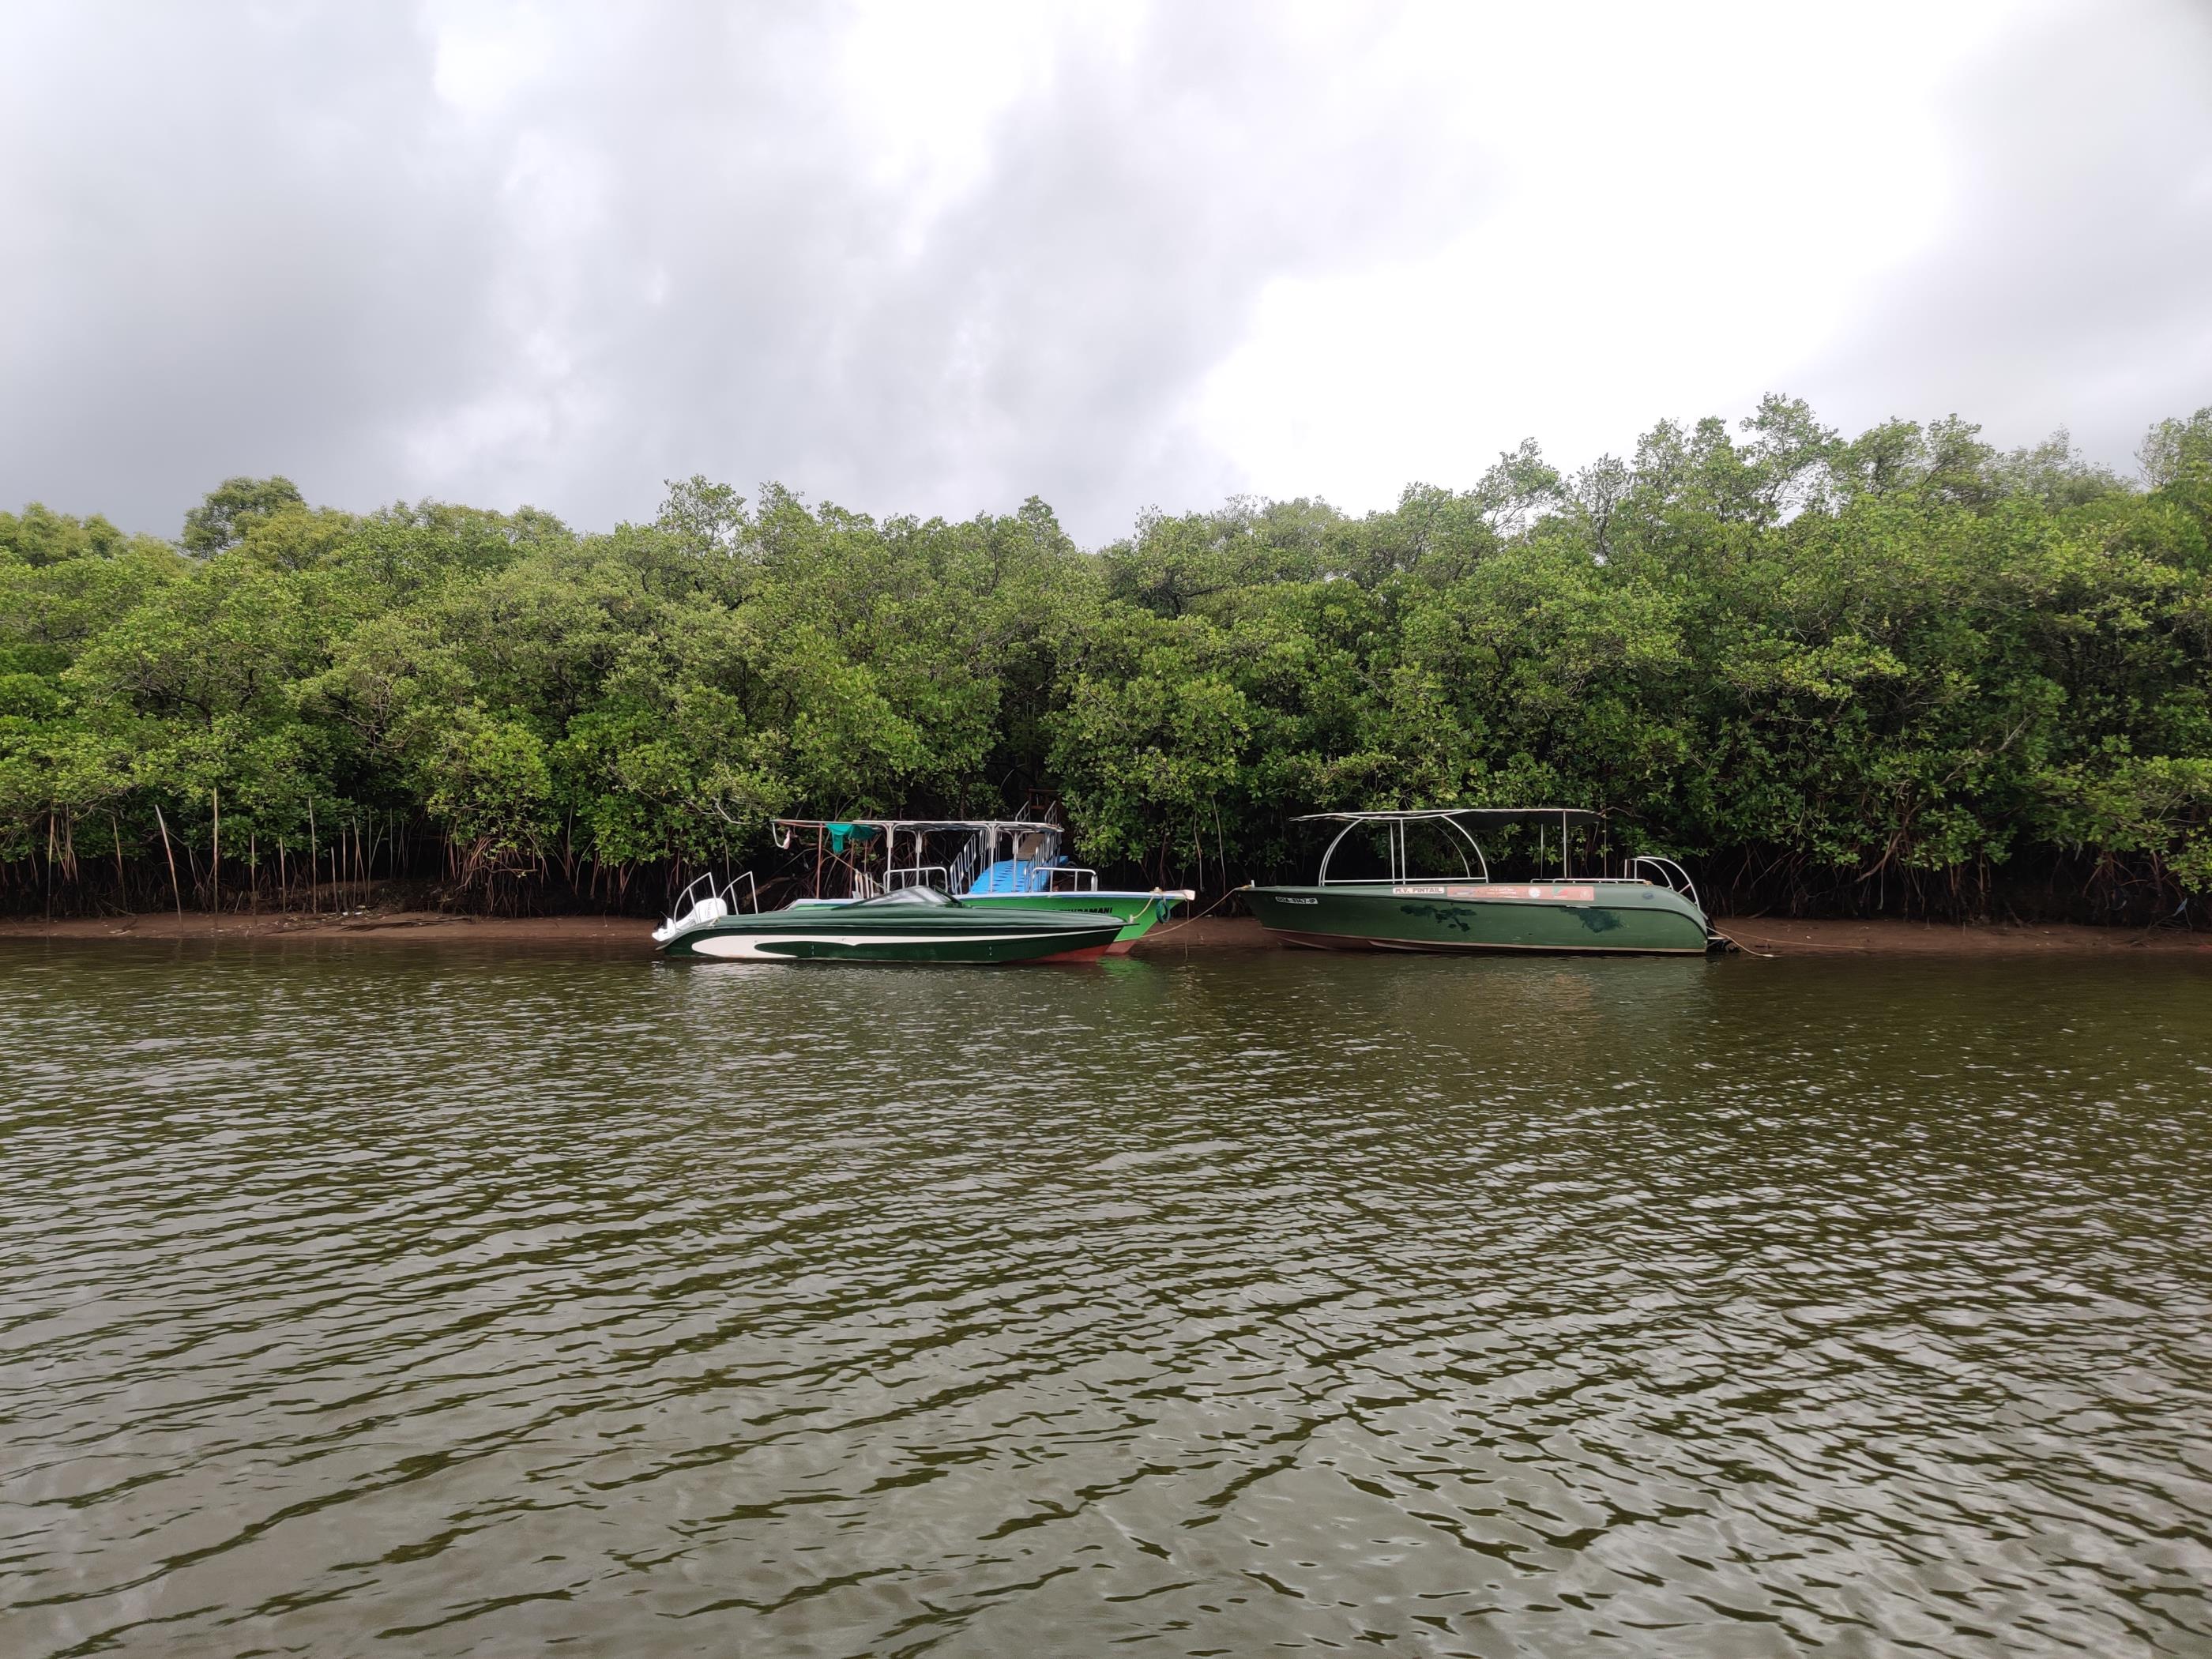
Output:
[
  {"xmin": 1305, "ymin": 811, "xmax": 1487, "ymax": 886},
  {"xmin": 773, "ymin": 818, "xmax": 1066, "ymax": 833},
  {"xmin": 772, "ymin": 817, "xmax": 1068, "ymax": 899},
  {"xmin": 1295, "ymin": 807, "xmax": 1608, "ymax": 885},
  {"xmin": 1293, "ymin": 808, "xmax": 1606, "ymax": 822}
]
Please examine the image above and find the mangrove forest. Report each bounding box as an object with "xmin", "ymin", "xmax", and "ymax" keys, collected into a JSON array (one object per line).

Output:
[{"xmin": 4, "ymin": 396, "xmax": 2210, "ymax": 924}]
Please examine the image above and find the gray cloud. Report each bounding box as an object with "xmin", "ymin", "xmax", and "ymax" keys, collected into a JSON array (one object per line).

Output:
[
  {"xmin": 2, "ymin": 1, "xmax": 2206, "ymax": 547},
  {"xmin": 3, "ymin": 9, "xmax": 492, "ymax": 522},
  {"xmin": 1, "ymin": 2, "xmax": 1486, "ymax": 543}
]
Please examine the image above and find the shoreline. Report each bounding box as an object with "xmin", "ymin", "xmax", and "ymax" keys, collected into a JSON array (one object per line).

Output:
[{"xmin": 0, "ymin": 910, "xmax": 2205, "ymax": 957}]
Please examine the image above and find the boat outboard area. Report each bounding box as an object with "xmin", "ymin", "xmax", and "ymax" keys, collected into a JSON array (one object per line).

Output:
[{"xmin": 1245, "ymin": 807, "xmax": 1723, "ymax": 957}]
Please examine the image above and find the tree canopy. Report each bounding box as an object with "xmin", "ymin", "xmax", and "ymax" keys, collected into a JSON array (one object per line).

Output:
[{"xmin": 5, "ymin": 399, "xmax": 2209, "ymax": 922}]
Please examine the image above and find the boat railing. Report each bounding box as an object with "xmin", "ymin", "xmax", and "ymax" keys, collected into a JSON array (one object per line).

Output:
[
  {"xmin": 672, "ymin": 869, "xmax": 760, "ymax": 915},
  {"xmin": 1043, "ymin": 866, "xmax": 1100, "ymax": 893},
  {"xmin": 948, "ymin": 833, "xmax": 985, "ymax": 894},
  {"xmin": 884, "ymin": 864, "xmax": 951, "ymax": 893},
  {"xmin": 655, "ymin": 869, "xmax": 760, "ymax": 942},
  {"xmin": 1629, "ymin": 856, "xmax": 1700, "ymax": 908}
]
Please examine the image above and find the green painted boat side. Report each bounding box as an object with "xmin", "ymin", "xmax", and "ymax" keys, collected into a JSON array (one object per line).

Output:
[
  {"xmin": 1246, "ymin": 881, "xmax": 1711, "ymax": 955},
  {"xmin": 792, "ymin": 889, "xmax": 1187, "ymax": 950},
  {"xmin": 660, "ymin": 901, "xmax": 1123, "ymax": 963},
  {"xmin": 950, "ymin": 890, "xmax": 1187, "ymax": 949}
]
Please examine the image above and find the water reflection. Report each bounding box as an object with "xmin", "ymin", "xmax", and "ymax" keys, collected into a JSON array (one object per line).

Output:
[{"xmin": 2, "ymin": 942, "xmax": 2208, "ymax": 1656}]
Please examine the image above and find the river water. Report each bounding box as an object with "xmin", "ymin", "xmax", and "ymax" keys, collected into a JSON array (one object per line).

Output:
[{"xmin": 2, "ymin": 939, "xmax": 2208, "ymax": 1657}]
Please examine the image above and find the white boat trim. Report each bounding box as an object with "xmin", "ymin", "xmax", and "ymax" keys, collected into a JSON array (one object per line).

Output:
[{"xmin": 687, "ymin": 931, "xmax": 1097, "ymax": 959}]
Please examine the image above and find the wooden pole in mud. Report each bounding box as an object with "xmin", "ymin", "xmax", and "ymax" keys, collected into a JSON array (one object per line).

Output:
[
  {"xmin": 211, "ymin": 788, "xmax": 220, "ymax": 928},
  {"xmin": 307, "ymin": 799, "xmax": 318, "ymax": 916},
  {"xmin": 111, "ymin": 812, "xmax": 126, "ymax": 909},
  {"xmin": 278, "ymin": 837, "xmax": 288, "ymax": 913},
  {"xmin": 155, "ymin": 804, "xmax": 183, "ymax": 918}
]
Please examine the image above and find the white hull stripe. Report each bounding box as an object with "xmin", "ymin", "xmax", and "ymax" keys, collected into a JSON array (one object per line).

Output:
[{"xmin": 687, "ymin": 932, "xmax": 1089, "ymax": 958}]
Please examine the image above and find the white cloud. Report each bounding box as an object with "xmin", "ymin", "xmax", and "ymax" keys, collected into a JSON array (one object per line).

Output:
[
  {"xmin": 428, "ymin": 0, "xmax": 559, "ymax": 119},
  {"xmin": 1190, "ymin": 0, "xmax": 2012, "ymax": 502}
]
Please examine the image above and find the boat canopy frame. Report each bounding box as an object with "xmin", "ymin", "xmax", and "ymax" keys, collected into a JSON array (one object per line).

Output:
[
  {"xmin": 1292, "ymin": 807, "xmax": 1611, "ymax": 885},
  {"xmin": 771, "ymin": 815, "xmax": 1085, "ymax": 899}
]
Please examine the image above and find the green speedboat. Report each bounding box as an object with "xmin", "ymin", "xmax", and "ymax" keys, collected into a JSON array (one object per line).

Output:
[
  {"xmin": 773, "ymin": 816, "xmax": 1190, "ymax": 951},
  {"xmin": 1247, "ymin": 808, "xmax": 1717, "ymax": 956},
  {"xmin": 655, "ymin": 883, "xmax": 1122, "ymax": 963}
]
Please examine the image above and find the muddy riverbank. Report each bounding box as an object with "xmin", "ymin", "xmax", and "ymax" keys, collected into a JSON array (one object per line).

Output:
[{"xmin": 2, "ymin": 909, "xmax": 2206, "ymax": 956}]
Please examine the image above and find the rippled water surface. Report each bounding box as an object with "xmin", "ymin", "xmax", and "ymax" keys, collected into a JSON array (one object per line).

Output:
[{"xmin": 4, "ymin": 939, "xmax": 2210, "ymax": 1657}]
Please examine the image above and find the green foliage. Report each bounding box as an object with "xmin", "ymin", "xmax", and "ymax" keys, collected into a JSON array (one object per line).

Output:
[
  {"xmin": 4, "ymin": 402, "xmax": 2210, "ymax": 918},
  {"xmin": 181, "ymin": 476, "xmax": 307, "ymax": 555}
]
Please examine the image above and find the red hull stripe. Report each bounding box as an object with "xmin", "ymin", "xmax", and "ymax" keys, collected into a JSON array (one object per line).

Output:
[{"xmin": 1033, "ymin": 943, "xmax": 1113, "ymax": 964}]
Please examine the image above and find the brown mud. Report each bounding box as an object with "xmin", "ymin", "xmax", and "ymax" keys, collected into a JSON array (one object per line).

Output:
[
  {"xmin": 2, "ymin": 909, "xmax": 2206, "ymax": 956},
  {"xmin": 0, "ymin": 912, "xmax": 649, "ymax": 946}
]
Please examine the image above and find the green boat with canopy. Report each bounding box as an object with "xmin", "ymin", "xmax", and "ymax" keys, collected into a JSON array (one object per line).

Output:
[
  {"xmin": 768, "ymin": 814, "xmax": 1190, "ymax": 952},
  {"xmin": 1246, "ymin": 808, "xmax": 1719, "ymax": 956},
  {"xmin": 653, "ymin": 809, "xmax": 1180, "ymax": 962},
  {"xmin": 654, "ymin": 882, "xmax": 1123, "ymax": 963}
]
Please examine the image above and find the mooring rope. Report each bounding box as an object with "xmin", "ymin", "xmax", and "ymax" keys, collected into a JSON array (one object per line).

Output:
[
  {"xmin": 1707, "ymin": 926, "xmax": 1771, "ymax": 957},
  {"xmin": 1137, "ymin": 883, "xmax": 1249, "ymax": 942}
]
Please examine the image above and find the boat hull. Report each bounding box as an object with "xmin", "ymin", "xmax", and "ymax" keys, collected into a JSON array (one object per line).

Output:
[
  {"xmin": 949, "ymin": 890, "xmax": 1191, "ymax": 952},
  {"xmin": 660, "ymin": 907, "xmax": 1123, "ymax": 963},
  {"xmin": 1246, "ymin": 882, "xmax": 1711, "ymax": 956},
  {"xmin": 790, "ymin": 890, "xmax": 1191, "ymax": 951}
]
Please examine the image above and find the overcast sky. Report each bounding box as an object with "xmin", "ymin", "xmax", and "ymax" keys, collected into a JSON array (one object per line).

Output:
[{"xmin": 4, "ymin": 0, "xmax": 2208, "ymax": 545}]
